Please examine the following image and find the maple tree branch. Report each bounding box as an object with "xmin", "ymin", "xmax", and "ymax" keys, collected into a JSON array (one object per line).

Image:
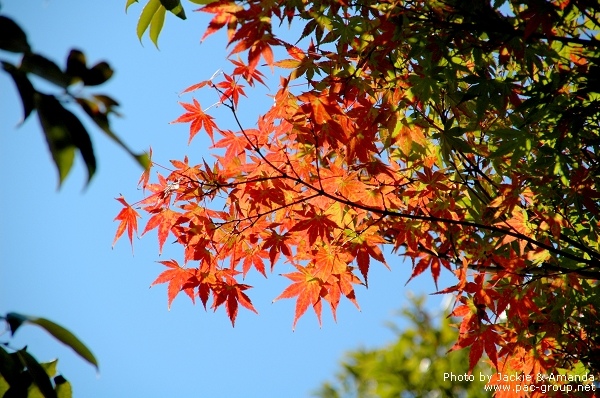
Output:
[
  {"xmin": 311, "ymin": 165, "xmax": 594, "ymax": 268},
  {"xmin": 445, "ymin": 153, "xmax": 491, "ymax": 207},
  {"xmin": 447, "ymin": 148, "xmax": 600, "ymax": 268},
  {"xmin": 454, "ymin": 150, "xmax": 498, "ymax": 197},
  {"xmin": 414, "ymin": 9, "xmax": 600, "ymax": 49},
  {"xmin": 218, "ymin": 79, "xmax": 598, "ymax": 273},
  {"xmin": 310, "ymin": 125, "xmax": 326, "ymax": 193},
  {"xmin": 213, "ymin": 192, "xmax": 321, "ymax": 234},
  {"xmin": 559, "ymin": 233, "xmax": 600, "ymax": 261}
]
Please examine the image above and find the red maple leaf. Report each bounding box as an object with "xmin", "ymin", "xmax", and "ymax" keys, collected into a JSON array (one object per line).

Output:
[
  {"xmin": 112, "ymin": 196, "xmax": 141, "ymax": 250},
  {"xmin": 181, "ymin": 79, "xmax": 211, "ymax": 94},
  {"xmin": 151, "ymin": 259, "xmax": 196, "ymax": 309},
  {"xmin": 200, "ymin": 1, "xmax": 241, "ymax": 42},
  {"xmin": 215, "ymin": 73, "xmax": 246, "ymax": 107},
  {"xmin": 142, "ymin": 208, "xmax": 185, "ymax": 254},
  {"xmin": 171, "ymin": 99, "xmax": 218, "ymax": 144},
  {"xmin": 242, "ymin": 248, "xmax": 268, "ymax": 277},
  {"xmin": 230, "ymin": 57, "xmax": 266, "ymax": 86},
  {"xmin": 137, "ymin": 147, "xmax": 153, "ymax": 191},
  {"xmin": 212, "ymin": 270, "xmax": 258, "ymax": 327},
  {"xmin": 289, "ymin": 207, "xmax": 338, "ymax": 245}
]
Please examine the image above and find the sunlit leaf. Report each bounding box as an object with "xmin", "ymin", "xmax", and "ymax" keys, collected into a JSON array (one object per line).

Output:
[
  {"xmin": 136, "ymin": 0, "xmax": 161, "ymax": 43},
  {"xmin": 113, "ymin": 196, "xmax": 141, "ymax": 249},
  {"xmin": 150, "ymin": 5, "xmax": 166, "ymax": 47},
  {"xmin": 125, "ymin": 0, "xmax": 139, "ymax": 12},
  {"xmin": 55, "ymin": 375, "xmax": 72, "ymax": 398}
]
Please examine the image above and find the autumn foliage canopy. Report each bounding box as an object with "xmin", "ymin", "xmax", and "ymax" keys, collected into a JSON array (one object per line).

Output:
[{"xmin": 115, "ymin": 0, "xmax": 600, "ymax": 393}]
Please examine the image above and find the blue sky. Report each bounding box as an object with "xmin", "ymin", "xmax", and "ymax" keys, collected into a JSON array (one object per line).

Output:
[{"xmin": 0, "ymin": 2, "xmax": 456, "ymax": 396}]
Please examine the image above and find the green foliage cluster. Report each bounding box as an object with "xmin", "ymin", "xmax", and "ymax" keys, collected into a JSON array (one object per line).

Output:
[
  {"xmin": 126, "ymin": 0, "xmax": 216, "ymax": 46},
  {"xmin": 0, "ymin": 313, "xmax": 98, "ymax": 398},
  {"xmin": 315, "ymin": 296, "xmax": 490, "ymax": 398},
  {"xmin": 0, "ymin": 12, "xmax": 148, "ymax": 187}
]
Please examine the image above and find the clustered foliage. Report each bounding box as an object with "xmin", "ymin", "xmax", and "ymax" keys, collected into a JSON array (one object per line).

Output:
[
  {"xmin": 0, "ymin": 13, "xmax": 148, "ymax": 187},
  {"xmin": 116, "ymin": 0, "xmax": 600, "ymax": 394},
  {"xmin": 0, "ymin": 313, "xmax": 98, "ymax": 398},
  {"xmin": 315, "ymin": 295, "xmax": 490, "ymax": 398}
]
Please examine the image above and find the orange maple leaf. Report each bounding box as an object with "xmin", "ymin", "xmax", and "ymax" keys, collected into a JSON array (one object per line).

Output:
[{"xmin": 274, "ymin": 265, "xmax": 326, "ymax": 329}]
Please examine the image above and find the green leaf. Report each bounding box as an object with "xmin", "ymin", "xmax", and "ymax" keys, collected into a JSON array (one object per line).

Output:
[
  {"xmin": 28, "ymin": 360, "xmax": 59, "ymax": 398},
  {"xmin": 20, "ymin": 53, "xmax": 71, "ymax": 88},
  {"xmin": 30, "ymin": 317, "xmax": 99, "ymax": 371},
  {"xmin": 187, "ymin": 0, "xmax": 217, "ymax": 4},
  {"xmin": 6, "ymin": 313, "xmax": 99, "ymax": 371},
  {"xmin": 54, "ymin": 376, "xmax": 72, "ymax": 398},
  {"xmin": 0, "ymin": 375, "xmax": 8, "ymax": 397},
  {"xmin": 35, "ymin": 94, "xmax": 97, "ymax": 186},
  {"xmin": 150, "ymin": 6, "xmax": 167, "ymax": 47},
  {"xmin": 137, "ymin": 0, "xmax": 161, "ymax": 43},
  {"xmin": 40, "ymin": 360, "xmax": 58, "ymax": 379},
  {"xmin": 125, "ymin": 0, "xmax": 139, "ymax": 11},
  {"xmin": 0, "ymin": 15, "xmax": 31, "ymax": 53},
  {"xmin": 135, "ymin": 152, "xmax": 151, "ymax": 170},
  {"xmin": 160, "ymin": 0, "xmax": 186, "ymax": 19},
  {"xmin": 16, "ymin": 350, "xmax": 56, "ymax": 398}
]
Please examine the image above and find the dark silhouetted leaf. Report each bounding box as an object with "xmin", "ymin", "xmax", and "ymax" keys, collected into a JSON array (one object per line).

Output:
[
  {"xmin": 20, "ymin": 53, "xmax": 71, "ymax": 88},
  {"xmin": 5, "ymin": 312, "xmax": 26, "ymax": 335},
  {"xmin": 160, "ymin": 0, "xmax": 186, "ymax": 19},
  {"xmin": 36, "ymin": 94, "xmax": 96, "ymax": 186},
  {"xmin": 65, "ymin": 49, "xmax": 88, "ymax": 82},
  {"xmin": 1, "ymin": 61, "xmax": 36, "ymax": 123},
  {"xmin": 92, "ymin": 94, "xmax": 120, "ymax": 110},
  {"xmin": 15, "ymin": 350, "xmax": 57, "ymax": 398},
  {"xmin": 65, "ymin": 49, "xmax": 113, "ymax": 86},
  {"xmin": 0, "ymin": 16, "xmax": 31, "ymax": 53},
  {"xmin": 76, "ymin": 96, "xmax": 149, "ymax": 170},
  {"xmin": 0, "ymin": 346, "xmax": 21, "ymax": 387},
  {"xmin": 83, "ymin": 61, "xmax": 113, "ymax": 86}
]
